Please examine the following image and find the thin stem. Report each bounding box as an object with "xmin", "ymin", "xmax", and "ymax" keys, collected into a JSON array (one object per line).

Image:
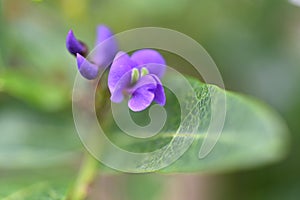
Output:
[{"xmin": 67, "ymin": 152, "xmax": 99, "ymax": 200}]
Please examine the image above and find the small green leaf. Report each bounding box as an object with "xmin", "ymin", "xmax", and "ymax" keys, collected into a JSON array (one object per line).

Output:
[
  {"xmin": 2, "ymin": 183, "xmax": 63, "ymax": 200},
  {"xmin": 0, "ymin": 168, "xmax": 75, "ymax": 199},
  {"xmin": 0, "ymin": 70, "xmax": 70, "ymax": 112}
]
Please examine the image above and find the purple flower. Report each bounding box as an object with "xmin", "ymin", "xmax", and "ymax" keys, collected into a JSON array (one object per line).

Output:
[
  {"xmin": 108, "ymin": 49, "xmax": 166, "ymax": 112},
  {"xmin": 66, "ymin": 25, "xmax": 118, "ymax": 80}
]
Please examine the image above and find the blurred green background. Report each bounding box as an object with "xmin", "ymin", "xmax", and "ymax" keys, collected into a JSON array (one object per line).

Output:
[{"xmin": 0, "ymin": 0, "xmax": 299, "ymax": 199}]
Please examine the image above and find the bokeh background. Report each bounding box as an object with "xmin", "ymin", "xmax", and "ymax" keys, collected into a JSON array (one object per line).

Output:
[{"xmin": 0, "ymin": 0, "xmax": 299, "ymax": 199}]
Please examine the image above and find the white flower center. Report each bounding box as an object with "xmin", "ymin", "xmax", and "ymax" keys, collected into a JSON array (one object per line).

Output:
[{"xmin": 131, "ymin": 67, "xmax": 149, "ymax": 84}]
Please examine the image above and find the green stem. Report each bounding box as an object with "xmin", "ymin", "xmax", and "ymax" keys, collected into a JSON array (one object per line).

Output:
[
  {"xmin": 67, "ymin": 152, "xmax": 99, "ymax": 200},
  {"xmin": 68, "ymin": 75, "xmax": 110, "ymax": 200}
]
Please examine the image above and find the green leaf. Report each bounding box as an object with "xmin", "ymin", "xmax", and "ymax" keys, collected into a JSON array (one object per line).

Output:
[
  {"xmin": 162, "ymin": 78, "xmax": 289, "ymax": 173},
  {"xmin": 100, "ymin": 75, "xmax": 289, "ymax": 173},
  {"xmin": 0, "ymin": 99, "xmax": 80, "ymax": 169}
]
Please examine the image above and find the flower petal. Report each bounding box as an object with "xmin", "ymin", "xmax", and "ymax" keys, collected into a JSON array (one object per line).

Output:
[
  {"xmin": 131, "ymin": 49, "xmax": 166, "ymax": 78},
  {"xmin": 150, "ymin": 75, "xmax": 166, "ymax": 106},
  {"xmin": 66, "ymin": 30, "xmax": 87, "ymax": 56},
  {"xmin": 127, "ymin": 75, "xmax": 157, "ymax": 112},
  {"xmin": 110, "ymin": 70, "xmax": 132, "ymax": 103},
  {"xmin": 76, "ymin": 54, "xmax": 99, "ymax": 80},
  {"xmin": 128, "ymin": 87, "xmax": 155, "ymax": 112},
  {"xmin": 128, "ymin": 74, "xmax": 157, "ymax": 93},
  {"xmin": 90, "ymin": 25, "xmax": 118, "ymax": 68},
  {"xmin": 108, "ymin": 52, "xmax": 136, "ymax": 93}
]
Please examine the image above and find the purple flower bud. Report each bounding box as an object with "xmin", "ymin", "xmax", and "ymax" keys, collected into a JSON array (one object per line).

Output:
[
  {"xmin": 66, "ymin": 30, "xmax": 88, "ymax": 56},
  {"xmin": 66, "ymin": 25, "xmax": 119, "ymax": 80},
  {"xmin": 108, "ymin": 50, "xmax": 166, "ymax": 112},
  {"xmin": 76, "ymin": 54, "xmax": 99, "ymax": 80}
]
